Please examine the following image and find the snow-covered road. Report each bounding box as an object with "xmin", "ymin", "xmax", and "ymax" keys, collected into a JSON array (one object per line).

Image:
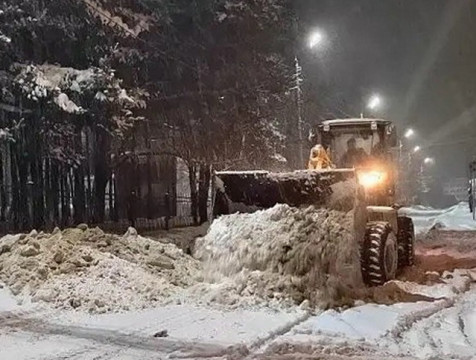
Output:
[
  {"xmin": 0, "ymin": 285, "xmax": 308, "ymax": 360},
  {"xmin": 2, "ymin": 269, "xmax": 476, "ymax": 359},
  {"xmin": 401, "ymin": 202, "xmax": 476, "ymax": 234},
  {"xmin": 2, "ymin": 203, "xmax": 476, "ymax": 359},
  {"xmin": 252, "ymin": 269, "xmax": 476, "ymax": 360}
]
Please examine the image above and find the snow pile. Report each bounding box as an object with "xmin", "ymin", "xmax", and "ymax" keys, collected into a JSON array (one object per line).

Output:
[
  {"xmin": 0, "ymin": 226, "xmax": 200, "ymax": 313},
  {"xmin": 401, "ymin": 202, "xmax": 476, "ymax": 234},
  {"xmin": 192, "ymin": 204, "xmax": 363, "ymax": 309},
  {"xmin": 0, "ymin": 282, "xmax": 21, "ymax": 312}
]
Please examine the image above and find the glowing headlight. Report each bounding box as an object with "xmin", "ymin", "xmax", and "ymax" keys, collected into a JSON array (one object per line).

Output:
[{"xmin": 358, "ymin": 171, "xmax": 386, "ymax": 188}]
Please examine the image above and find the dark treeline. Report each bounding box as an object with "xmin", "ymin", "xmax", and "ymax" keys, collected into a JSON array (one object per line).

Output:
[{"xmin": 0, "ymin": 0, "xmax": 318, "ymax": 231}]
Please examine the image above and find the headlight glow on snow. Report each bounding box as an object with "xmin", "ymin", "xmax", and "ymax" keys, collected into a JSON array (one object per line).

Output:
[{"xmin": 357, "ymin": 170, "xmax": 386, "ymax": 188}]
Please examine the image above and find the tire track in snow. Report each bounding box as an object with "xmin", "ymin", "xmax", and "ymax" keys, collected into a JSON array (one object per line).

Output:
[
  {"xmin": 388, "ymin": 272, "xmax": 476, "ymax": 341},
  {"xmin": 388, "ymin": 298, "xmax": 455, "ymax": 340},
  {"xmin": 457, "ymin": 290, "xmax": 476, "ymax": 349},
  {"xmin": 385, "ymin": 284, "xmax": 476, "ymax": 359},
  {"xmin": 0, "ymin": 314, "xmax": 233, "ymax": 359},
  {"xmin": 242, "ymin": 311, "xmax": 314, "ymax": 359},
  {"xmin": 0, "ymin": 304, "xmax": 52, "ymax": 325}
]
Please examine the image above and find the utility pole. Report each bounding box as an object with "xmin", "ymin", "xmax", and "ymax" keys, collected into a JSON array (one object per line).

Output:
[
  {"xmin": 294, "ymin": 56, "xmax": 304, "ymax": 168},
  {"xmin": 470, "ymin": 160, "xmax": 476, "ymax": 220}
]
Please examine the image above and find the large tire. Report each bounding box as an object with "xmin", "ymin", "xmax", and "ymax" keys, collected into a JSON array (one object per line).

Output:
[
  {"xmin": 361, "ymin": 222, "xmax": 398, "ymax": 286},
  {"xmin": 397, "ymin": 216, "xmax": 415, "ymax": 268}
]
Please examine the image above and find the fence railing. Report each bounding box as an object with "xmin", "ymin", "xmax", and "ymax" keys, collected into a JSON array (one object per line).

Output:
[{"xmin": 0, "ymin": 194, "xmax": 213, "ymax": 235}]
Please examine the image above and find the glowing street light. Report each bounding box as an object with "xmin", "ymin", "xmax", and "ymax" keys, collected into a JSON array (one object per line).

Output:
[
  {"xmin": 361, "ymin": 94, "xmax": 383, "ymax": 118},
  {"xmin": 308, "ymin": 30, "xmax": 324, "ymax": 49},
  {"xmin": 404, "ymin": 128, "xmax": 415, "ymax": 139},
  {"xmin": 424, "ymin": 157, "xmax": 435, "ymax": 165},
  {"xmin": 413, "ymin": 145, "xmax": 421, "ymax": 153},
  {"xmin": 295, "ymin": 28, "xmax": 326, "ymax": 167},
  {"xmin": 367, "ymin": 95, "xmax": 382, "ymax": 111}
]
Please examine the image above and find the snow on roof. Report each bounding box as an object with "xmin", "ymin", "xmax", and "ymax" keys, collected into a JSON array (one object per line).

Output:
[
  {"xmin": 215, "ymin": 169, "xmax": 355, "ymax": 177},
  {"xmin": 320, "ymin": 118, "xmax": 392, "ymax": 127},
  {"xmin": 216, "ymin": 170, "xmax": 270, "ymax": 175}
]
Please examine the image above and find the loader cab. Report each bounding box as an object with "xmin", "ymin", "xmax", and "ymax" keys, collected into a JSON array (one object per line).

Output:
[
  {"xmin": 316, "ymin": 118, "xmax": 398, "ymax": 206},
  {"xmin": 317, "ymin": 119, "xmax": 397, "ymax": 168}
]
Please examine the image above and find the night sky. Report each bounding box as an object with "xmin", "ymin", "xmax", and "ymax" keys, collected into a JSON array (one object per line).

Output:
[{"xmin": 296, "ymin": 0, "xmax": 476, "ymax": 179}]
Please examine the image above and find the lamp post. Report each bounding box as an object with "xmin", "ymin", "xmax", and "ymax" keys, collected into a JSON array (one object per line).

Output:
[
  {"xmin": 399, "ymin": 128, "xmax": 418, "ymax": 204},
  {"xmin": 420, "ymin": 156, "xmax": 435, "ymax": 179},
  {"xmin": 295, "ymin": 29, "xmax": 325, "ymax": 167}
]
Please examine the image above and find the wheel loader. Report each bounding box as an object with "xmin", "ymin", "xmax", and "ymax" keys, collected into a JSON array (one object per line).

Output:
[{"xmin": 212, "ymin": 118, "xmax": 415, "ymax": 286}]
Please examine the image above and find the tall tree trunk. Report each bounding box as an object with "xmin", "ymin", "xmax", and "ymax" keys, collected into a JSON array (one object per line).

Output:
[
  {"xmin": 111, "ymin": 171, "xmax": 119, "ymax": 222},
  {"xmin": 30, "ymin": 156, "xmax": 44, "ymax": 229},
  {"xmin": 38, "ymin": 158, "xmax": 45, "ymax": 227},
  {"xmin": 60, "ymin": 166, "xmax": 71, "ymax": 226},
  {"xmin": 145, "ymin": 121, "xmax": 153, "ymax": 219},
  {"xmin": 51, "ymin": 162, "xmax": 60, "ymax": 226},
  {"xmin": 67, "ymin": 169, "xmax": 74, "ymax": 226},
  {"xmin": 10, "ymin": 146, "xmax": 20, "ymax": 230},
  {"xmin": 85, "ymin": 128, "xmax": 92, "ymax": 222},
  {"xmin": 198, "ymin": 163, "xmax": 211, "ymax": 224},
  {"xmin": 17, "ymin": 152, "xmax": 29, "ymax": 230},
  {"xmin": 73, "ymin": 166, "xmax": 85, "ymax": 224},
  {"xmin": 44, "ymin": 158, "xmax": 51, "ymax": 228},
  {"xmin": 72, "ymin": 128, "xmax": 85, "ymax": 224},
  {"xmin": 108, "ymin": 173, "xmax": 113, "ymax": 221},
  {"xmin": 60, "ymin": 167, "xmax": 65, "ymax": 226},
  {"xmin": 2, "ymin": 142, "xmax": 12, "ymax": 224},
  {"xmin": 93, "ymin": 131, "xmax": 110, "ymax": 223},
  {"xmin": 188, "ymin": 163, "xmax": 198, "ymax": 225},
  {"xmin": 0, "ymin": 152, "xmax": 5, "ymax": 222}
]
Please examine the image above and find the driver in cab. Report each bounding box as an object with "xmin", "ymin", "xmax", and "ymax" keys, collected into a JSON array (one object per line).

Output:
[{"xmin": 341, "ymin": 137, "xmax": 368, "ymax": 168}]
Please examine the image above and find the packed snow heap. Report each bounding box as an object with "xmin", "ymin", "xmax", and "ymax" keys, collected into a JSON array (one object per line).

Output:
[
  {"xmin": 0, "ymin": 204, "xmax": 363, "ymax": 312},
  {"xmin": 193, "ymin": 204, "xmax": 363, "ymax": 309},
  {"xmin": 0, "ymin": 226, "xmax": 200, "ymax": 313}
]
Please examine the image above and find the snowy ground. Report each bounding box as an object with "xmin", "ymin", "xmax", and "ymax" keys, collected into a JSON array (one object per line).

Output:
[
  {"xmin": 2, "ymin": 204, "xmax": 476, "ymax": 359},
  {"xmin": 401, "ymin": 202, "xmax": 476, "ymax": 234}
]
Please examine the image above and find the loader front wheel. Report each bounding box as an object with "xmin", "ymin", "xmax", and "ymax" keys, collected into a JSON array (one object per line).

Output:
[
  {"xmin": 361, "ymin": 222, "xmax": 398, "ymax": 286},
  {"xmin": 397, "ymin": 216, "xmax": 415, "ymax": 268}
]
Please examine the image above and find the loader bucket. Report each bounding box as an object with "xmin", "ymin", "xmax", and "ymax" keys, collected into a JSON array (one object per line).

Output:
[
  {"xmin": 213, "ymin": 169, "xmax": 360, "ymax": 216},
  {"xmin": 209, "ymin": 169, "xmax": 369, "ymax": 299}
]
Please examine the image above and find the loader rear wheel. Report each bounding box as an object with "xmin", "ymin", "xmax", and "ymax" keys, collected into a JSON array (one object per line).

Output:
[
  {"xmin": 397, "ymin": 216, "xmax": 415, "ymax": 268},
  {"xmin": 361, "ymin": 222, "xmax": 398, "ymax": 286}
]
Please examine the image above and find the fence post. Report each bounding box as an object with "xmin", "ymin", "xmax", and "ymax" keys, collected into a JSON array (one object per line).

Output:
[{"xmin": 164, "ymin": 192, "xmax": 170, "ymax": 230}]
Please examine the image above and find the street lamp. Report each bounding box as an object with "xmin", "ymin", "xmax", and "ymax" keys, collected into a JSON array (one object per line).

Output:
[
  {"xmin": 295, "ymin": 29, "xmax": 326, "ymax": 167},
  {"xmin": 361, "ymin": 94, "xmax": 382, "ymax": 118},
  {"xmin": 413, "ymin": 145, "xmax": 421, "ymax": 153},
  {"xmin": 367, "ymin": 95, "xmax": 382, "ymax": 111},
  {"xmin": 424, "ymin": 157, "xmax": 435, "ymax": 165},
  {"xmin": 404, "ymin": 128, "xmax": 415, "ymax": 139},
  {"xmin": 308, "ymin": 30, "xmax": 324, "ymax": 49}
]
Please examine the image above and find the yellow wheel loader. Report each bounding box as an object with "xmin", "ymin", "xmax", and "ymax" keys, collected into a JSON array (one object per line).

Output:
[{"xmin": 212, "ymin": 118, "xmax": 415, "ymax": 286}]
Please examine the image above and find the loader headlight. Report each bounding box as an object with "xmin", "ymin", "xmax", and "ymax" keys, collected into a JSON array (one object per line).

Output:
[{"xmin": 357, "ymin": 170, "xmax": 386, "ymax": 188}]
